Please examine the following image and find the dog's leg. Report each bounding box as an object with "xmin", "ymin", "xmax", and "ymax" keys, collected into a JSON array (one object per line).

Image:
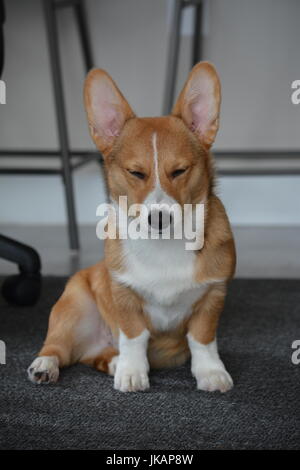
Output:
[
  {"xmin": 81, "ymin": 346, "xmax": 119, "ymax": 376},
  {"xmin": 95, "ymin": 279, "xmax": 150, "ymax": 392},
  {"xmin": 187, "ymin": 284, "xmax": 233, "ymax": 393},
  {"xmin": 114, "ymin": 329, "xmax": 150, "ymax": 392},
  {"xmin": 28, "ymin": 269, "xmax": 112, "ymax": 384}
]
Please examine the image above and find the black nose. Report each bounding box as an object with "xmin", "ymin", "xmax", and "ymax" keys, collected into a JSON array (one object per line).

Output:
[
  {"xmin": 148, "ymin": 211, "xmax": 173, "ymax": 232},
  {"xmin": 148, "ymin": 211, "xmax": 163, "ymax": 230}
]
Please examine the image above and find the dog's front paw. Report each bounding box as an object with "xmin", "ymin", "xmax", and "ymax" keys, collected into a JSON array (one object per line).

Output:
[
  {"xmin": 27, "ymin": 356, "xmax": 59, "ymax": 384},
  {"xmin": 193, "ymin": 366, "xmax": 233, "ymax": 393},
  {"xmin": 114, "ymin": 358, "xmax": 149, "ymax": 392}
]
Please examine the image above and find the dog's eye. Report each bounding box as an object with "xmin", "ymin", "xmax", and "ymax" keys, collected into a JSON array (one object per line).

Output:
[
  {"xmin": 128, "ymin": 170, "xmax": 145, "ymax": 180},
  {"xmin": 171, "ymin": 168, "xmax": 187, "ymax": 179}
]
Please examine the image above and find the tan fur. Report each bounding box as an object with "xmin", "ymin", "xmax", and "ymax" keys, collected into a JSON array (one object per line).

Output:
[
  {"xmin": 195, "ymin": 196, "xmax": 236, "ymax": 283},
  {"xmin": 38, "ymin": 270, "xmax": 96, "ymax": 366},
  {"xmin": 188, "ymin": 284, "xmax": 227, "ymax": 344},
  {"xmin": 33, "ymin": 62, "xmax": 235, "ymax": 380},
  {"xmin": 148, "ymin": 327, "xmax": 190, "ymax": 369},
  {"xmin": 103, "ymin": 116, "xmax": 211, "ymax": 209},
  {"xmin": 82, "ymin": 346, "xmax": 119, "ymax": 373}
]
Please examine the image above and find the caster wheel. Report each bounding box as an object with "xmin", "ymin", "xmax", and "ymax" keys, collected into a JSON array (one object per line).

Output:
[{"xmin": 1, "ymin": 273, "xmax": 41, "ymax": 306}]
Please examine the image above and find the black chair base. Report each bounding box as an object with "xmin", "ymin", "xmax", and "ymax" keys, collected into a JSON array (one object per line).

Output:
[{"xmin": 0, "ymin": 235, "xmax": 41, "ymax": 306}]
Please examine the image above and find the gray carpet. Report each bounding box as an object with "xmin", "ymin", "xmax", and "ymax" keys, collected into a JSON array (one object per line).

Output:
[{"xmin": 0, "ymin": 277, "xmax": 299, "ymax": 450}]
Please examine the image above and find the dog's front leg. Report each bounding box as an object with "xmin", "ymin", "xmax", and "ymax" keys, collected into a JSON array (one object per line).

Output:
[
  {"xmin": 115, "ymin": 329, "xmax": 150, "ymax": 392},
  {"xmin": 187, "ymin": 284, "xmax": 233, "ymax": 393},
  {"xmin": 104, "ymin": 281, "xmax": 150, "ymax": 392}
]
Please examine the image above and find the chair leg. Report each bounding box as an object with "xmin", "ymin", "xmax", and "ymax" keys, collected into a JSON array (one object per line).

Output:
[
  {"xmin": 73, "ymin": 0, "xmax": 94, "ymax": 72},
  {"xmin": 73, "ymin": 0, "xmax": 104, "ymax": 170},
  {"xmin": 163, "ymin": 0, "xmax": 183, "ymax": 116},
  {"xmin": 43, "ymin": 0, "xmax": 80, "ymax": 251},
  {"xmin": 191, "ymin": 1, "xmax": 203, "ymax": 67}
]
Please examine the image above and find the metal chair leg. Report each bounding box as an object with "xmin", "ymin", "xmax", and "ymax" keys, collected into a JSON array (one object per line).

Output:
[
  {"xmin": 43, "ymin": 0, "xmax": 80, "ymax": 251},
  {"xmin": 73, "ymin": 0, "xmax": 94, "ymax": 72},
  {"xmin": 163, "ymin": 0, "xmax": 183, "ymax": 116},
  {"xmin": 163, "ymin": 0, "xmax": 205, "ymax": 115},
  {"xmin": 192, "ymin": 1, "xmax": 203, "ymax": 67},
  {"xmin": 73, "ymin": 1, "xmax": 107, "ymax": 173}
]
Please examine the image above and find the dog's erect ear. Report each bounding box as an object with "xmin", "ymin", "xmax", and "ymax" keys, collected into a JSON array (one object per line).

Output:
[
  {"xmin": 84, "ymin": 69, "xmax": 135, "ymax": 156},
  {"xmin": 172, "ymin": 62, "xmax": 221, "ymax": 149}
]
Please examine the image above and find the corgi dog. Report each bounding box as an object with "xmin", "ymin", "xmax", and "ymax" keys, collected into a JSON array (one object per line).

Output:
[{"xmin": 27, "ymin": 62, "xmax": 236, "ymax": 393}]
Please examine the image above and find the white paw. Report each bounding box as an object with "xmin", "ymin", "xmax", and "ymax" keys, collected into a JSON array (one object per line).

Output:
[
  {"xmin": 27, "ymin": 356, "xmax": 59, "ymax": 384},
  {"xmin": 193, "ymin": 367, "xmax": 233, "ymax": 393},
  {"xmin": 114, "ymin": 358, "xmax": 149, "ymax": 392}
]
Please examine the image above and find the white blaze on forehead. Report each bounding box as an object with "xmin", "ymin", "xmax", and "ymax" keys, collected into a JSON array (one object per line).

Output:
[
  {"xmin": 151, "ymin": 132, "xmax": 160, "ymax": 188},
  {"xmin": 145, "ymin": 131, "xmax": 175, "ymax": 207}
]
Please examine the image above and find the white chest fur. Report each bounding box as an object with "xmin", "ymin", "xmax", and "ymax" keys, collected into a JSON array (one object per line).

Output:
[{"xmin": 112, "ymin": 237, "xmax": 209, "ymax": 331}]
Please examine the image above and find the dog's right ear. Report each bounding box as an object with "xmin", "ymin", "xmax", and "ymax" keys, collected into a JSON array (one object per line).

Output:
[{"xmin": 84, "ymin": 69, "xmax": 135, "ymax": 157}]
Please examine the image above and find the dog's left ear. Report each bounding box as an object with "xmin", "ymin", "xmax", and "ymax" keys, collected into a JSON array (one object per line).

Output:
[{"xmin": 172, "ymin": 62, "xmax": 221, "ymax": 149}]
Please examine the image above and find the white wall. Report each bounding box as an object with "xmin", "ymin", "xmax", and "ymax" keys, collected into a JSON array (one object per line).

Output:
[{"xmin": 0, "ymin": 0, "xmax": 299, "ymax": 226}]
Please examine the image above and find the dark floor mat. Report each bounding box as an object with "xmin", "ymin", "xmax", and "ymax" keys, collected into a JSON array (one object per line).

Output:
[{"xmin": 0, "ymin": 277, "xmax": 299, "ymax": 450}]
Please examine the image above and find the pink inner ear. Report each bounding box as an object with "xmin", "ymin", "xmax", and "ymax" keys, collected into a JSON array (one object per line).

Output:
[
  {"xmin": 101, "ymin": 104, "xmax": 122, "ymax": 137},
  {"xmin": 90, "ymin": 78, "xmax": 124, "ymax": 139},
  {"xmin": 190, "ymin": 94, "xmax": 213, "ymax": 134},
  {"xmin": 103, "ymin": 105, "xmax": 121, "ymax": 137}
]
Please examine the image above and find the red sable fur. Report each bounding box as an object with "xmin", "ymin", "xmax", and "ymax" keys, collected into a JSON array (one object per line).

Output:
[{"xmin": 38, "ymin": 62, "xmax": 236, "ymax": 372}]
